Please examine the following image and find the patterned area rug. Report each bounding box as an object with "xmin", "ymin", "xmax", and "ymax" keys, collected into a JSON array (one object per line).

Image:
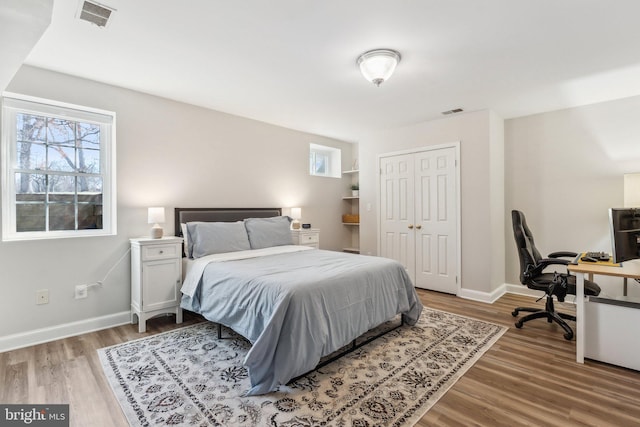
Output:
[{"xmin": 98, "ymin": 308, "xmax": 506, "ymax": 426}]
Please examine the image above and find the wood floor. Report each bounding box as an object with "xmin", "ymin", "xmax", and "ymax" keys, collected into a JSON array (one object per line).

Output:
[{"xmin": 2, "ymin": 290, "xmax": 640, "ymax": 426}]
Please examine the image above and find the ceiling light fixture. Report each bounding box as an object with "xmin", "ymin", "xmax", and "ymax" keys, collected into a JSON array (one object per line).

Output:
[{"xmin": 357, "ymin": 49, "xmax": 401, "ymax": 87}]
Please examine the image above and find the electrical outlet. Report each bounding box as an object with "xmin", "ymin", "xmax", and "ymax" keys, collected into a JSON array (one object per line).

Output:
[
  {"xmin": 75, "ymin": 284, "xmax": 88, "ymax": 299},
  {"xmin": 36, "ymin": 289, "xmax": 49, "ymax": 305}
]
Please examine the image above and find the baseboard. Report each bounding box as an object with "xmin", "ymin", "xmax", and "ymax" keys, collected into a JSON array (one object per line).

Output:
[
  {"xmin": 0, "ymin": 311, "xmax": 131, "ymax": 353},
  {"xmin": 458, "ymin": 284, "xmax": 507, "ymax": 303},
  {"xmin": 452, "ymin": 283, "xmax": 578, "ymax": 305},
  {"xmin": 505, "ymin": 283, "xmax": 546, "ymax": 298},
  {"xmin": 505, "ymin": 282, "xmax": 577, "ymax": 305},
  {"xmin": 0, "ymin": 284, "xmax": 564, "ymax": 353}
]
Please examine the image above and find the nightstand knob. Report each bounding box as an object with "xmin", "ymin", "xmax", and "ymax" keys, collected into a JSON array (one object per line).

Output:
[{"xmin": 159, "ymin": 250, "xmax": 164, "ymax": 254}]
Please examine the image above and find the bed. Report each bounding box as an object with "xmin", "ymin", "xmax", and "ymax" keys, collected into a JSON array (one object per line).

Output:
[{"xmin": 175, "ymin": 207, "xmax": 423, "ymax": 396}]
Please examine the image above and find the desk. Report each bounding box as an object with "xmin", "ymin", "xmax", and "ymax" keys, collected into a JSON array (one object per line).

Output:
[{"xmin": 568, "ymin": 260, "xmax": 640, "ymax": 365}]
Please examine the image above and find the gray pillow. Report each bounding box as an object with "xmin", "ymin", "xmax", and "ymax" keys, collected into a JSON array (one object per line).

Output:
[
  {"xmin": 187, "ymin": 221, "xmax": 251, "ymax": 258},
  {"xmin": 244, "ymin": 216, "xmax": 293, "ymax": 249}
]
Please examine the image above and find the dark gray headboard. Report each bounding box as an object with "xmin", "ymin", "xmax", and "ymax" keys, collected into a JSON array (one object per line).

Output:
[{"xmin": 174, "ymin": 207, "xmax": 282, "ymax": 238}]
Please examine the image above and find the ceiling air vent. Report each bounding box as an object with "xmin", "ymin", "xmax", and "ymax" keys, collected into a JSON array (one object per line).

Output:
[
  {"xmin": 77, "ymin": 1, "xmax": 115, "ymax": 28},
  {"xmin": 442, "ymin": 108, "xmax": 464, "ymax": 115}
]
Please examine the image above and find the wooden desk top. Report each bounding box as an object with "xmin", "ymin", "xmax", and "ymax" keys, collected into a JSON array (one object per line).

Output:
[{"xmin": 568, "ymin": 259, "xmax": 640, "ymax": 279}]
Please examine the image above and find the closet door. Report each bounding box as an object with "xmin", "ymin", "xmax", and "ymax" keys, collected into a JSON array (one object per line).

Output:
[
  {"xmin": 379, "ymin": 153, "xmax": 415, "ymax": 279},
  {"xmin": 379, "ymin": 146, "xmax": 458, "ymax": 294},
  {"xmin": 414, "ymin": 148, "xmax": 457, "ymax": 292}
]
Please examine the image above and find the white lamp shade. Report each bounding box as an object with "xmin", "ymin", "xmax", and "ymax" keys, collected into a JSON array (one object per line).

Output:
[
  {"xmin": 290, "ymin": 207, "xmax": 302, "ymax": 220},
  {"xmin": 357, "ymin": 49, "xmax": 401, "ymax": 86},
  {"xmin": 624, "ymin": 173, "xmax": 640, "ymax": 207},
  {"xmin": 148, "ymin": 207, "xmax": 165, "ymax": 224}
]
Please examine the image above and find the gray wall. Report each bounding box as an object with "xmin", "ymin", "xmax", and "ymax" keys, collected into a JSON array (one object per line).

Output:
[
  {"xmin": 1, "ymin": 65, "xmax": 353, "ymax": 341},
  {"xmin": 358, "ymin": 110, "xmax": 505, "ymax": 297},
  {"xmin": 5, "ymin": 64, "xmax": 640, "ymax": 345},
  {"xmin": 505, "ymin": 95, "xmax": 640, "ymax": 297}
]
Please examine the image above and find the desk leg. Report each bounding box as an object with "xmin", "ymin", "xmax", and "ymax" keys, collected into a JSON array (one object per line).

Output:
[{"xmin": 576, "ymin": 272, "xmax": 585, "ymax": 364}]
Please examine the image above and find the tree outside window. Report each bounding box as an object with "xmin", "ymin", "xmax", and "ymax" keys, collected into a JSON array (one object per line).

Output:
[{"xmin": 2, "ymin": 94, "xmax": 116, "ymax": 240}]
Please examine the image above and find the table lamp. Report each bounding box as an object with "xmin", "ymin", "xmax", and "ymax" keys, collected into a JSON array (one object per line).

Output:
[
  {"xmin": 148, "ymin": 207, "xmax": 165, "ymax": 239},
  {"xmin": 290, "ymin": 207, "xmax": 301, "ymax": 230}
]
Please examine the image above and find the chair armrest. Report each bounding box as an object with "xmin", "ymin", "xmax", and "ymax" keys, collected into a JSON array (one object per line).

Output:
[
  {"xmin": 538, "ymin": 257, "xmax": 570, "ymax": 268},
  {"xmin": 548, "ymin": 251, "xmax": 578, "ymax": 258},
  {"xmin": 525, "ymin": 258, "xmax": 572, "ymax": 279}
]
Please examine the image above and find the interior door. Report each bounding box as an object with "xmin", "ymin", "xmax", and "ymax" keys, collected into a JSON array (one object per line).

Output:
[
  {"xmin": 379, "ymin": 146, "xmax": 458, "ymax": 293},
  {"xmin": 414, "ymin": 148, "xmax": 457, "ymax": 292},
  {"xmin": 379, "ymin": 153, "xmax": 415, "ymax": 279}
]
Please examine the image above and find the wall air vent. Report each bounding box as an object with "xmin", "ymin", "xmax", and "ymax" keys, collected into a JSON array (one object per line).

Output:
[
  {"xmin": 442, "ymin": 108, "xmax": 464, "ymax": 115},
  {"xmin": 77, "ymin": 1, "xmax": 115, "ymax": 28}
]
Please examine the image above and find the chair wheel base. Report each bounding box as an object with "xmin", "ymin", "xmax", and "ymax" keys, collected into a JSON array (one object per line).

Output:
[{"xmin": 512, "ymin": 304, "xmax": 575, "ymax": 340}]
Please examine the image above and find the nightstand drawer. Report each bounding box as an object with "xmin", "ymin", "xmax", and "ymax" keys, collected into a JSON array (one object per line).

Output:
[
  {"xmin": 142, "ymin": 244, "xmax": 180, "ymax": 261},
  {"xmin": 299, "ymin": 233, "xmax": 319, "ymax": 244}
]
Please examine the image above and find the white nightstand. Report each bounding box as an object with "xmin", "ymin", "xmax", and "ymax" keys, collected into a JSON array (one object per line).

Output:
[
  {"xmin": 130, "ymin": 236, "xmax": 183, "ymax": 333},
  {"xmin": 291, "ymin": 228, "xmax": 320, "ymax": 249}
]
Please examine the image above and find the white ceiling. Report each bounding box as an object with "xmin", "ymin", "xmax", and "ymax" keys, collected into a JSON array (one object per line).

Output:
[{"xmin": 23, "ymin": 0, "xmax": 640, "ymax": 142}]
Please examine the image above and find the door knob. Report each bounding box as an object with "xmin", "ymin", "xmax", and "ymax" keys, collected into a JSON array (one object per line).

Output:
[
  {"xmin": 408, "ymin": 224, "xmax": 414, "ymax": 229},
  {"xmin": 416, "ymin": 225, "xmax": 422, "ymax": 230}
]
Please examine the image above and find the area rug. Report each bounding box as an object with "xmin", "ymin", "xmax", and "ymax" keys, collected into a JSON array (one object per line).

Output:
[{"xmin": 98, "ymin": 308, "xmax": 506, "ymax": 426}]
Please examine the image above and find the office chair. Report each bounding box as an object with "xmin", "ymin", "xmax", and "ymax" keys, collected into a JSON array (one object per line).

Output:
[{"xmin": 511, "ymin": 210, "xmax": 601, "ymax": 340}]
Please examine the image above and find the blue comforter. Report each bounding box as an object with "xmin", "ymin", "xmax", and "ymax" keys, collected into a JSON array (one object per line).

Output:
[{"xmin": 181, "ymin": 247, "xmax": 423, "ymax": 395}]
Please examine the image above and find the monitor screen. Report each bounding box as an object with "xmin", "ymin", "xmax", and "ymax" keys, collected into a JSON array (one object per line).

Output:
[{"xmin": 609, "ymin": 208, "xmax": 640, "ymax": 263}]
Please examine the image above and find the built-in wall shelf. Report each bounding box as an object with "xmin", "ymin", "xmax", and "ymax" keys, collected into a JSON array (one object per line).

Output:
[
  {"xmin": 342, "ymin": 166, "xmax": 360, "ymax": 254},
  {"xmin": 343, "ymin": 247, "xmax": 360, "ymax": 254}
]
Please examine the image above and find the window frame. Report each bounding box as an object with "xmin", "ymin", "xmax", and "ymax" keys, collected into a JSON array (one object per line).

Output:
[
  {"xmin": 309, "ymin": 143, "xmax": 341, "ymax": 178},
  {"xmin": 1, "ymin": 92, "xmax": 117, "ymax": 241}
]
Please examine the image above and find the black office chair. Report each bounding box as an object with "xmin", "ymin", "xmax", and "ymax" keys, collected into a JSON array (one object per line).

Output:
[{"xmin": 511, "ymin": 210, "xmax": 601, "ymax": 340}]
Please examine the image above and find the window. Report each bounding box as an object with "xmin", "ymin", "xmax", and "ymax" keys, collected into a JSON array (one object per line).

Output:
[
  {"xmin": 1, "ymin": 93, "xmax": 116, "ymax": 241},
  {"xmin": 309, "ymin": 143, "xmax": 341, "ymax": 178}
]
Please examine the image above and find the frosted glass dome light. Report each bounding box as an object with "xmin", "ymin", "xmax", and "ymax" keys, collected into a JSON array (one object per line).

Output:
[{"xmin": 357, "ymin": 49, "xmax": 401, "ymax": 87}]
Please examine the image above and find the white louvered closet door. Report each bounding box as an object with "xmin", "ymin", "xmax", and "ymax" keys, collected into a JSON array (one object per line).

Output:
[{"xmin": 380, "ymin": 146, "xmax": 458, "ymax": 294}]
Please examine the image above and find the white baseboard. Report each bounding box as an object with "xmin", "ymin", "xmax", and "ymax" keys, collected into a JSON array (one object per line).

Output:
[
  {"xmin": 456, "ymin": 283, "xmax": 567, "ymax": 303},
  {"xmin": 458, "ymin": 284, "xmax": 507, "ymax": 303},
  {"xmin": 505, "ymin": 283, "xmax": 546, "ymax": 297},
  {"xmin": 0, "ymin": 283, "xmax": 570, "ymax": 353},
  {"xmin": 505, "ymin": 282, "xmax": 577, "ymax": 305},
  {"xmin": 0, "ymin": 311, "xmax": 131, "ymax": 353}
]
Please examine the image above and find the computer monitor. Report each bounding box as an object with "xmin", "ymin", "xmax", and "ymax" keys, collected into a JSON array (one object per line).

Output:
[{"xmin": 609, "ymin": 208, "xmax": 640, "ymax": 263}]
